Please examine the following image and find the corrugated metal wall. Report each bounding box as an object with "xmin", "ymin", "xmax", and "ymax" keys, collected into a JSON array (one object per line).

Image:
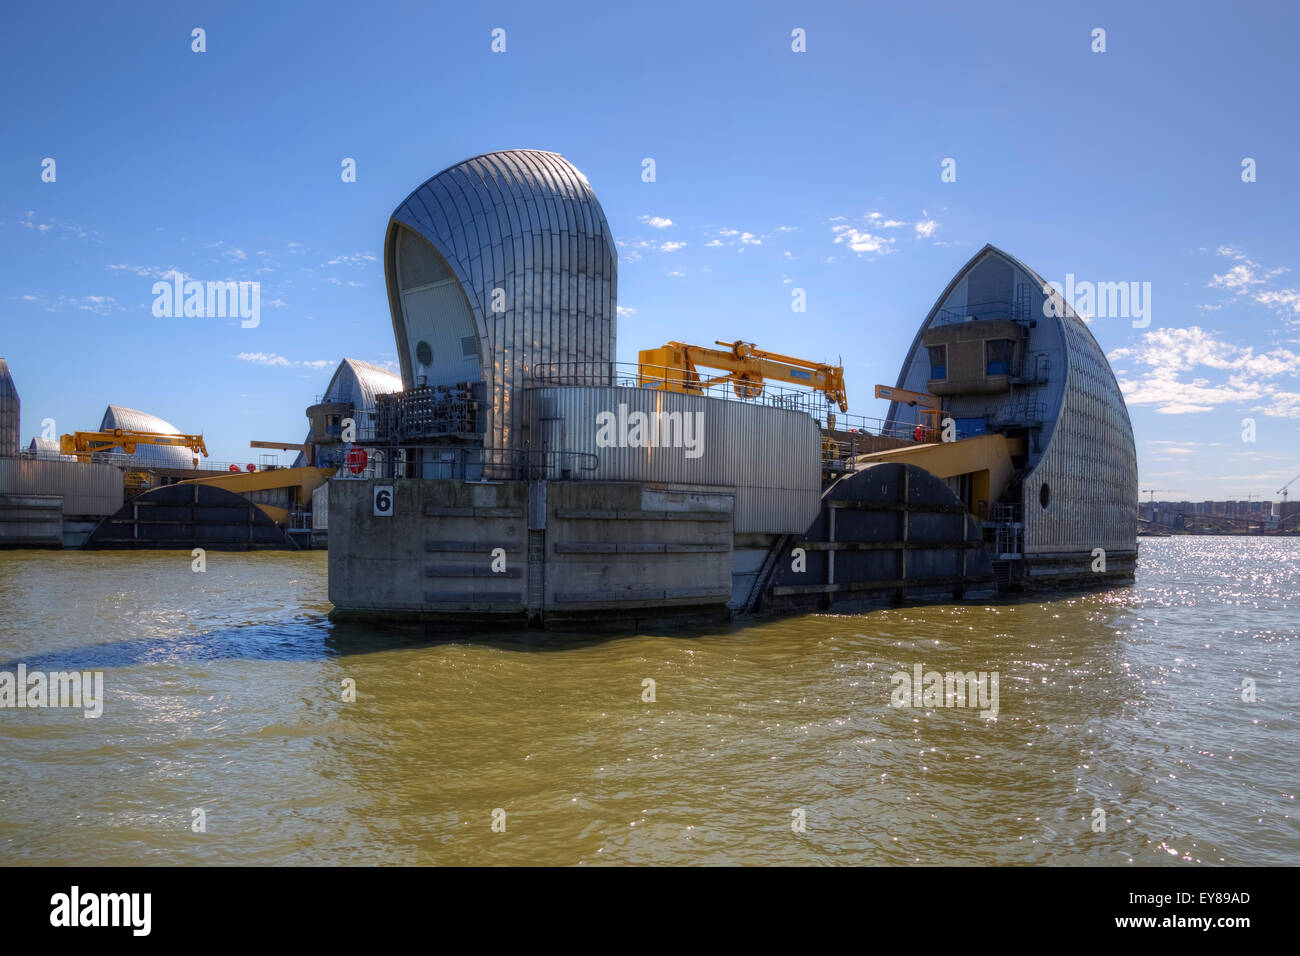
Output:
[
  {"xmin": 1023, "ymin": 313, "xmax": 1138, "ymax": 554},
  {"xmin": 0, "ymin": 359, "xmax": 19, "ymax": 458},
  {"xmin": 524, "ymin": 386, "xmax": 821, "ymax": 533},
  {"xmin": 0, "ymin": 458, "xmax": 123, "ymax": 516},
  {"xmin": 386, "ymin": 150, "xmax": 618, "ymax": 455},
  {"xmin": 887, "ymin": 245, "xmax": 1137, "ymax": 557}
]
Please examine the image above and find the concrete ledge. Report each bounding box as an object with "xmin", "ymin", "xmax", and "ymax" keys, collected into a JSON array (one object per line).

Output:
[
  {"xmin": 420, "ymin": 592, "xmax": 526, "ymax": 607},
  {"xmin": 825, "ymin": 500, "xmax": 969, "ymax": 515},
  {"xmin": 773, "ymin": 574, "xmax": 991, "ymax": 596},
  {"xmin": 795, "ymin": 540, "xmax": 985, "ymax": 551},
  {"xmin": 554, "ymin": 585, "xmax": 731, "ymax": 603},
  {"xmin": 424, "ymin": 565, "xmax": 523, "ymax": 578},
  {"xmin": 423, "ymin": 506, "xmax": 522, "ymax": 518},
  {"xmin": 424, "ymin": 540, "xmax": 522, "ymax": 552},
  {"xmin": 554, "ymin": 508, "xmax": 731, "ymax": 521},
  {"xmin": 553, "ymin": 542, "xmax": 731, "ymax": 554}
]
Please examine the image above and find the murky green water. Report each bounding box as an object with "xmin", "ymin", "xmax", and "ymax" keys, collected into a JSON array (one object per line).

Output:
[{"xmin": 0, "ymin": 537, "xmax": 1294, "ymax": 865}]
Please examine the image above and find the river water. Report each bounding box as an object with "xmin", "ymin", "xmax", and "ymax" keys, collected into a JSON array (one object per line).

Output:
[{"xmin": 0, "ymin": 536, "xmax": 1294, "ymax": 865}]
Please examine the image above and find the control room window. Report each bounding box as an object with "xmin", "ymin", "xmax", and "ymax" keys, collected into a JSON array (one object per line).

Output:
[
  {"xmin": 986, "ymin": 339, "xmax": 1015, "ymax": 376},
  {"xmin": 928, "ymin": 345, "xmax": 947, "ymax": 379}
]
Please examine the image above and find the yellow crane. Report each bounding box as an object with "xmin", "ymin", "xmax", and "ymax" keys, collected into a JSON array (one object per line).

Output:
[
  {"xmin": 638, "ymin": 340, "xmax": 848, "ymax": 412},
  {"xmin": 874, "ymin": 384, "xmax": 943, "ymax": 441},
  {"xmin": 60, "ymin": 428, "xmax": 208, "ymax": 463}
]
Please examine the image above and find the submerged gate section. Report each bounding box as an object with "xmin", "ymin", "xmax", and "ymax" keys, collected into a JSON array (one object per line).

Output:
[
  {"xmin": 83, "ymin": 483, "xmax": 298, "ymax": 550},
  {"xmin": 758, "ymin": 463, "xmax": 995, "ymax": 613}
]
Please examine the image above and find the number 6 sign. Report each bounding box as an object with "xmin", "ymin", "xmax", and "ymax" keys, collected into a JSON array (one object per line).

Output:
[{"xmin": 373, "ymin": 485, "xmax": 394, "ymax": 517}]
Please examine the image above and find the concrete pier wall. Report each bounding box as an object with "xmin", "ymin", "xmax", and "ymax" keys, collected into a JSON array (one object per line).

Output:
[
  {"xmin": 0, "ymin": 494, "xmax": 63, "ymax": 547},
  {"xmin": 328, "ymin": 477, "xmax": 738, "ymax": 626}
]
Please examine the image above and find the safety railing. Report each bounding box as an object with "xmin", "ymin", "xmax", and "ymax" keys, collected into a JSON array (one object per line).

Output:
[
  {"xmin": 931, "ymin": 285, "xmax": 1035, "ymax": 326},
  {"xmin": 527, "ymin": 360, "xmax": 925, "ymax": 440},
  {"xmin": 332, "ymin": 445, "xmax": 599, "ymax": 482},
  {"xmin": 17, "ymin": 448, "xmax": 297, "ymax": 473}
]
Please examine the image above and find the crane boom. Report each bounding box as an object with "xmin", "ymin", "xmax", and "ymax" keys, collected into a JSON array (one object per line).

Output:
[
  {"xmin": 874, "ymin": 384, "xmax": 939, "ymax": 409},
  {"xmin": 638, "ymin": 340, "xmax": 848, "ymax": 412},
  {"xmin": 60, "ymin": 428, "xmax": 208, "ymax": 463},
  {"xmin": 1277, "ymin": 471, "xmax": 1300, "ymax": 500}
]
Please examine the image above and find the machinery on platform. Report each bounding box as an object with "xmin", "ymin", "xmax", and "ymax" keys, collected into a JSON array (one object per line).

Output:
[
  {"xmin": 874, "ymin": 384, "xmax": 942, "ymax": 441},
  {"xmin": 638, "ymin": 340, "xmax": 849, "ymax": 413},
  {"xmin": 59, "ymin": 428, "xmax": 208, "ymax": 464}
]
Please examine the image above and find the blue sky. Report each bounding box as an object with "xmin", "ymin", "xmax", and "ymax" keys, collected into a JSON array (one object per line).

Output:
[{"xmin": 2, "ymin": 0, "xmax": 1298, "ymax": 499}]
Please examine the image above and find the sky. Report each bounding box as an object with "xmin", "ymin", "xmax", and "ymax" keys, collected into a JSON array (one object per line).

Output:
[{"xmin": 2, "ymin": 0, "xmax": 1298, "ymax": 500}]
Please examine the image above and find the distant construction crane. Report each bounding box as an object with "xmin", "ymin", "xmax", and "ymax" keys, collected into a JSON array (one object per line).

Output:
[
  {"xmin": 1141, "ymin": 488, "xmax": 1184, "ymax": 502},
  {"xmin": 638, "ymin": 340, "xmax": 848, "ymax": 412},
  {"xmin": 60, "ymin": 428, "xmax": 208, "ymax": 464},
  {"xmin": 1276, "ymin": 472, "xmax": 1300, "ymax": 502}
]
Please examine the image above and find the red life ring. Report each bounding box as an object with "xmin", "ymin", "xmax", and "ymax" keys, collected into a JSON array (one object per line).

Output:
[
  {"xmin": 246, "ymin": 464, "xmax": 256, "ymax": 473},
  {"xmin": 346, "ymin": 447, "xmax": 369, "ymax": 475},
  {"xmin": 913, "ymin": 425, "xmax": 925, "ymax": 442},
  {"xmin": 228, "ymin": 464, "xmax": 240, "ymax": 472}
]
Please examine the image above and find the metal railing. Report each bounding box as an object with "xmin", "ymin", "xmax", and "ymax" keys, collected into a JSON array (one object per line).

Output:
[
  {"xmin": 17, "ymin": 448, "xmax": 295, "ymax": 473},
  {"xmin": 527, "ymin": 360, "xmax": 926, "ymax": 439},
  {"xmin": 932, "ymin": 285, "xmax": 1035, "ymax": 326},
  {"xmin": 333, "ymin": 445, "xmax": 599, "ymax": 482}
]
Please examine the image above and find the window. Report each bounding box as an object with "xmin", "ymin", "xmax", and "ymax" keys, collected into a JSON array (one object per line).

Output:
[
  {"xmin": 986, "ymin": 339, "xmax": 1015, "ymax": 376},
  {"xmin": 928, "ymin": 345, "xmax": 947, "ymax": 379}
]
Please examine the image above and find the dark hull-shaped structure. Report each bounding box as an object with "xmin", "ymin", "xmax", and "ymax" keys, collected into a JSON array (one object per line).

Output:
[{"xmin": 84, "ymin": 483, "xmax": 298, "ymax": 551}]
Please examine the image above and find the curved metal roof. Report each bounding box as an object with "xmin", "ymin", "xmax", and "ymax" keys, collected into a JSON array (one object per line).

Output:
[
  {"xmin": 321, "ymin": 358, "xmax": 402, "ymax": 408},
  {"xmin": 384, "ymin": 149, "xmax": 618, "ymax": 451},
  {"xmin": 887, "ymin": 244, "xmax": 1137, "ymax": 552},
  {"xmin": 291, "ymin": 358, "xmax": 403, "ymax": 467},
  {"xmin": 97, "ymin": 405, "xmax": 198, "ymax": 468},
  {"xmin": 28, "ymin": 436, "xmax": 74, "ymax": 460},
  {"xmin": 886, "ymin": 244, "xmax": 1128, "ymax": 431},
  {"xmin": 0, "ymin": 358, "xmax": 19, "ymax": 458}
]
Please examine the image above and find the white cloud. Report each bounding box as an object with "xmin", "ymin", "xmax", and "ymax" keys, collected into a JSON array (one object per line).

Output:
[
  {"xmin": 660, "ymin": 241, "xmax": 686, "ymax": 253},
  {"xmin": 1111, "ymin": 326, "xmax": 1300, "ymax": 417},
  {"xmin": 1210, "ymin": 263, "xmax": 1263, "ymax": 291},
  {"xmin": 18, "ymin": 292, "xmax": 119, "ymax": 315},
  {"xmin": 238, "ymin": 352, "xmax": 292, "ymax": 367},
  {"xmin": 617, "ymin": 306, "xmax": 636, "ymax": 316},
  {"xmin": 915, "ymin": 219, "xmax": 939, "ymax": 238},
  {"xmin": 1256, "ymin": 289, "xmax": 1300, "ymax": 315},
  {"xmin": 638, "ymin": 215, "xmax": 673, "ymax": 229},
  {"xmin": 1207, "ymin": 246, "xmax": 1298, "ymax": 325},
  {"xmin": 17, "ymin": 213, "xmax": 96, "ymax": 240},
  {"xmin": 831, "ymin": 225, "xmax": 894, "ymax": 255},
  {"xmin": 237, "ymin": 352, "xmax": 327, "ymax": 368}
]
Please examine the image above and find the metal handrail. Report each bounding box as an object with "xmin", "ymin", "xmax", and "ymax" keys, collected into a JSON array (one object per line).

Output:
[
  {"xmin": 527, "ymin": 360, "xmax": 925, "ymax": 438},
  {"xmin": 334, "ymin": 445, "xmax": 599, "ymax": 482}
]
